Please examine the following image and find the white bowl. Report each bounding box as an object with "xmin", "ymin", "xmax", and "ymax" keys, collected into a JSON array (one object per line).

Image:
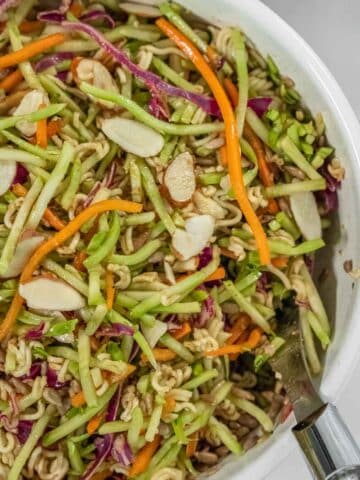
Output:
[{"xmin": 171, "ymin": 0, "xmax": 360, "ymax": 478}]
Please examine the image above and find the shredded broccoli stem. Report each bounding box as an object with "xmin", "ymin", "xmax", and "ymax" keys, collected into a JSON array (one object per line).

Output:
[
  {"xmin": 78, "ymin": 330, "xmax": 98, "ymax": 407},
  {"xmin": 130, "ymin": 251, "xmax": 220, "ymax": 318},
  {"xmin": 223, "ymin": 280, "xmax": 271, "ymax": 333},
  {"xmin": 208, "ymin": 416, "xmax": 243, "ymax": 454},
  {"xmin": 110, "ymin": 239, "xmax": 162, "ymax": 265},
  {"xmin": 0, "ymin": 148, "xmax": 47, "ymax": 167},
  {"xmin": 232, "ymin": 30, "xmax": 248, "ymax": 137},
  {"xmin": 60, "ymin": 157, "xmax": 82, "ymax": 210},
  {"xmin": 230, "ymin": 396, "xmax": 274, "ymax": 432},
  {"xmin": 84, "ymin": 212, "xmax": 122, "ymax": 268},
  {"xmin": 8, "ymin": 16, "xmax": 42, "ymax": 91},
  {"xmin": 26, "ymin": 141, "xmax": 74, "ymax": 230},
  {"xmin": 80, "ymin": 82, "xmax": 224, "ymax": 136},
  {"xmin": 299, "ymin": 306, "xmax": 321, "ymax": 375},
  {"xmin": 43, "ymin": 259, "xmax": 89, "ymax": 296},
  {"xmin": 152, "ymin": 56, "xmax": 203, "ymax": 93},
  {"xmin": 42, "ymin": 384, "xmax": 117, "ymax": 446},
  {"xmin": 0, "ymin": 103, "xmax": 65, "ymax": 130},
  {"xmin": 137, "ymin": 159, "xmax": 176, "ymax": 235},
  {"xmin": 269, "ymin": 238, "xmax": 325, "ymax": 256},
  {"xmin": 280, "ymin": 136, "xmax": 323, "ymax": 180},
  {"xmin": 160, "ymin": 333, "xmax": 194, "ymax": 363},
  {"xmin": 1, "ymin": 130, "xmax": 59, "ymax": 162},
  {"xmin": 159, "ymin": 2, "xmax": 208, "ymax": 52},
  {"xmin": 0, "ymin": 178, "xmax": 42, "ymax": 275}
]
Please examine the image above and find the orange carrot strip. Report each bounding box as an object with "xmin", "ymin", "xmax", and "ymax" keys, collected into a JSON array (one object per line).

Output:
[
  {"xmin": 219, "ymin": 142, "xmax": 228, "ymax": 166},
  {"xmin": 71, "ymin": 391, "xmax": 85, "ymax": 408},
  {"xmin": 73, "ymin": 250, "xmax": 87, "ymax": 272},
  {"xmin": 92, "ymin": 471, "xmax": 112, "ymax": 480},
  {"xmin": 156, "ymin": 18, "xmax": 270, "ymax": 265},
  {"xmin": 87, "ymin": 412, "xmax": 104, "ymax": 435},
  {"xmin": 186, "ymin": 435, "xmax": 199, "ymax": 457},
  {"xmin": 205, "ymin": 266, "xmax": 226, "ymax": 282},
  {"xmin": 271, "ymin": 256, "xmax": 289, "ymax": 269},
  {"xmin": 0, "ymin": 33, "xmax": 66, "ymax": 69},
  {"xmin": 220, "ymin": 247, "xmax": 237, "ymax": 259},
  {"xmin": 69, "ymin": 2, "xmax": 84, "ymax": 17},
  {"xmin": 12, "ymin": 183, "xmax": 66, "ymax": 231},
  {"xmin": 129, "ymin": 435, "xmax": 161, "ymax": 477},
  {"xmin": 0, "ymin": 69, "xmax": 23, "ymax": 92},
  {"xmin": 105, "ymin": 270, "xmax": 115, "ymax": 310},
  {"xmin": 0, "ymin": 21, "xmax": 42, "ymax": 34},
  {"xmin": 0, "ymin": 199, "xmax": 143, "ymax": 341},
  {"xmin": 205, "ymin": 328, "xmax": 263, "ymax": 357},
  {"xmin": 36, "ymin": 104, "xmax": 48, "ymax": 149},
  {"xmin": 223, "ymin": 78, "xmax": 239, "ymax": 107},
  {"xmin": 90, "ymin": 335, "xmax": 100, "ymax": 352},
  {"xmin": 71, "ymin": 56, "xmax": 83, "ymax": 82},
  {"xmin": 108, "ymin": 364, "xmax": 136, "ymax": 384},
  {"xmin": 162, "ymin": 394, "xmax": 176, "ymax": 417},
  {"xmin": 47, "ymin": 119, "xmax": 63, "ymax": 138},
  {"xmin": 141, "ymin": 348, "xmax": 177, "ymax": 363},
  {"xmin": 171, "ymin": 322, "xmax": 191, "ymax": 340},
  {"xmin": 176, "ymin": 266, "xmax": 225, "ymax": 284},
  {"xmin": 243, "ymin": 122, "xmax": 278, "ymax": 214},
  {"xmin": 226, "ymin": 314, "xmax": 251, "ymax": 345},
  {"xmin": 19, "ymin": 21, "xmax": 43, "ymax": 34}
]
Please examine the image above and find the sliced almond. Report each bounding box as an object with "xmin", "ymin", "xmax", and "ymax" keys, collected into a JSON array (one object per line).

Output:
[
  {"xmin": 1, "ymin": 233, "xmax": 44, "ymax": 279},
  {"xmin": 172, "ymin": 215, "xmax": 215, "ymax": 260},
  {"xmin": 193, "ymin": 190, "xmax": 226, "ymax": 219},
  {"xmin": 19, "ymin": 277, "xmax": 85, "ymax": 311},
  {"xmin": 142, "ymin": 319, "xmax": 168, "ymax": 348},
  {"xmin": 13, "ymin": 90, "xmax": 49, "ymax": 137},
  {"xmin": 74, "ymin": 58, "xmax": 120, "ymax": 109},
  {"xmin": 0, "ymin": 160, "xmax": 16, "ymax": 197},
  {"xmin": 163, "ymin": 152, "xmax": 196, "ymax": 206},
  {"xmin": 101, "ymin": 117, "xmax": 164, "ymax": 158},
  {"xmin": 289, "ymin": 191, "xmax": 322, "ymax": 240}
]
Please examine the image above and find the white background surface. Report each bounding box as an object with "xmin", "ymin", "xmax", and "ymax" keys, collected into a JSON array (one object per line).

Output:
[{"xmin": 261, "ymin": 1, "xmax": 360, "ymax": 478}]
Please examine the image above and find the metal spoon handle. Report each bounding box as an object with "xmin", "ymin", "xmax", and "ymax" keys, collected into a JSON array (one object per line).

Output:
[{"xmin": 292, "ymin": 404, "xmax": 360, "ymax": 480}]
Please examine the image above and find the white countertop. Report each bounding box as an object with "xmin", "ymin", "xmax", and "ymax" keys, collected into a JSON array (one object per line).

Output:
[{"xmin": 261, "ymin": 1, "xmax": 360, "ymax": 478}]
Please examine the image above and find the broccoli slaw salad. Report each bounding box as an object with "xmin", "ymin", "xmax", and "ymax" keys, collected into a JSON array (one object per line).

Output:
[{"xmin": 0, "ymin": 0, "xmax": 344, "ymax": 479}]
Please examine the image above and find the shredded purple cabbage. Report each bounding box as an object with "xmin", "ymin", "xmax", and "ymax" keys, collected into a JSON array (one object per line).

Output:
[
  {"xmin": 194, "ymin": 291, "xmax": 215, "ymax": 328},
  {"xmin": 248, "ymin": 97, "xmax": 273, "ymax": 117},
  {"xmin": 148, "ymin": 92, "xmax": 170, "ymax": 120},
  {"xmin": 81, "ymin": 435, "xmax": 114, "ymax": 480},
  {"xmin": 60, "ymin": 21, "xmax": 221, "ymax": 117},
  {"xmin": 25, "ymin": 322, "xmax": 45, "ymax": 341},
  {"xmin": 95, "ymin": 323, "xmax": 134, "ymax": 337},
  {"xmin": 106, "ymin": 386, "xmax": 122, "ymax": 422},
  {"xmin": 13, "ymin": 164, "xmax": 28, "ymax": 185},
  {"xmin": 198, "ymin": 246, "xmax": 213, "ymax": 269},
  {"xmin": 17, "ymin": 420, "xmax": 34, "ymax": 444},
  {"xmin": 81, "ymin": 387, "xmax": 121, "ymax": 480},
  {"xmin": 56, "ymin": 70, "xmax": 70, "ymax": 83},
  {"xmin": 316, "ymin": 161, "xmax": 341, "ymax": 215},
  {"xmin": 111, "ymin": 434, "xmax": 133, "ymax": 466},
  {"xmin": 129, "ymin": 343, "xmax": 140, "ymax": 363},
  {"xmin": 257, "ymin": 272, "xmax": 271, "ymax": 293},
  {"xmin": 20, "ymin": 361, "xmax": 42, "ymax": 380},
  {"xmin": 35, "ymin": 52, "xmax": 74, "ymax": 73},
  {"xmin": 37, "ymin": 11, "xmax": 65, "ymax": 23},
  {"xmin": 0, "ymin": 0, "xmax": 18, "ymax": 16},
  {"xmin": 80, "ymin": 9, "xmax": 115, "ymax": 28},
  {"xmin": 46, "ymin": 367, "xmax": 69, "ymax": 390}
]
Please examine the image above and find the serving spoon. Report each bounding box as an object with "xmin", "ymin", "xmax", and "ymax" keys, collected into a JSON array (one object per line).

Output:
[{"xmin": 270, "ymin": 307, "xmax": 360, "ymax": 480}]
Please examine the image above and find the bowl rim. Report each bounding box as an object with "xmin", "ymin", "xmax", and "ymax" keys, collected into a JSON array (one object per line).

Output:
[{"xmin": 176, "ymin": 0, "xmax": 360, "ymax": 477}]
